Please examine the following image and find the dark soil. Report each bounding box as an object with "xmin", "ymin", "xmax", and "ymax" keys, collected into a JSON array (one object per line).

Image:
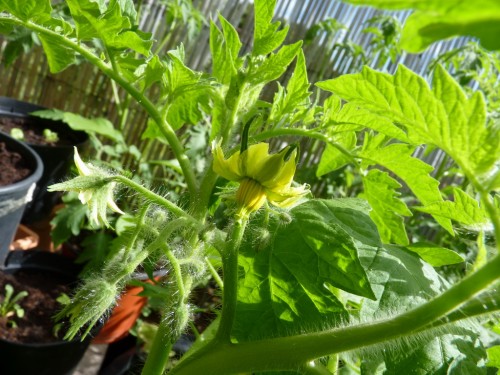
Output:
[
  {"xmin": 0, "ymin": 116, "xmax": 71, "ymax": 147},
  {"xmin": 0, "ymin": 269, "xmax": 71, "ymax": 344},
  {"xmin": 0, "ymin": 142, "xmax": 31, "ymax": 186}
]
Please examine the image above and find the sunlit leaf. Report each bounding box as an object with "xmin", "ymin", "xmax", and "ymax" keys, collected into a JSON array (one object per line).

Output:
[
  {"xmin": 415, "ymin": 188, "xmax": 490, "ymax": 229},
  {"xmin": 235, "ymin": 199, "xmax": 378, "ymax": 341},
  {"xmin": 360, "ymin": 143, "xmax": 453, "ymax": 234},
  {"xmin": 361, "ymin": 169, "xmax": 411, "ymax": 245}
]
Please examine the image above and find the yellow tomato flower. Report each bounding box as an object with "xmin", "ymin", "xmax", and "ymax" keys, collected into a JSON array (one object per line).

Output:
[{"xmin": 212, "ymin": 141, "xmax": 309, "ymax": 217}]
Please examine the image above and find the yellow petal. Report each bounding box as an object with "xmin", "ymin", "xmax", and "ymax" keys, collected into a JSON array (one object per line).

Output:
[
  {"xmin": 107, "ymin": 183, "xmax": 124, "ymax": 215},
  {"xmin": 261, "ymin": 147, "xmax": 297, "ymax": 189},
  {"xmin": 74, "ymin": 147, "xmax": 92, "ymax": 176},
  {"xmin": 266, "ymin": 184, "xmax": 309, "ymax": 208},
  {"xmin": 240, "ymin": 143, "xmax": 272, "ymax": 179},
  {"xmin": 212, "ymin": 140, "xmax": 244, "ymax": 181}
]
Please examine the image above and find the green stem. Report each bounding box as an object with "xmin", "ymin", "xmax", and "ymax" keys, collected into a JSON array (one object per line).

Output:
[
  {"xmin": 142, "ymin": 244, "xmax": 188, "ymax": 375},
  {"xmin": 205, "ymin": 257, "xmax": 224, "ymax": 290},
  {"xmin": 113, "ymin": 175, "xmax": 197, "ymax": 224},
  {"xmin": 171, "ymin": 253, "xmax": 500, "ymax": 374},
  {"xmin": 141, "ymin": 317, "xmax": 174, "ymax": 375},
  {"xmin": 215, "ymin": 217, "xmax": 248, "ymax": 342},
  {"xmin": 10, "ymin": 16, "xmax": 198, "ymax": 197},
  {"xmin": 254, "ymin": 128, "xmax": 356, "ymax": 162},
  {"xmin": 300, "ymin": 362, "xmax": 333, "ymax": 375}
]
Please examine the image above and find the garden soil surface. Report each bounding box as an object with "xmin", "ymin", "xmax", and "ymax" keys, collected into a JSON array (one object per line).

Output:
[
  {"xmin": 0, "ymin": 141, "xmax": 31, "ymax": 186},
  {"xmin": 0, "ymin": 116, "xmax": 72, "ymax": 147},
  {"xmin": 0, "ymin": 269, "xmax": 71, "ymax": 343}
]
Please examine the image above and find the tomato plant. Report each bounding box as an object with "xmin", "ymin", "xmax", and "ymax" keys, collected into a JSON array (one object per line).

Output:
[{"xmin": 0, "ymin": 0, "xmax": 498, "ymax": 374}]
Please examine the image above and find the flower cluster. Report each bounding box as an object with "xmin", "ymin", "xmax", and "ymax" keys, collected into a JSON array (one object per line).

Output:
[{"xmin": 212, "ymin": 141, "xmax": 309, "ymax": 217}]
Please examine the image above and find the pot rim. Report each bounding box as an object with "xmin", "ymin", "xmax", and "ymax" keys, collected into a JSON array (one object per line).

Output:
[{"xmin": 0, "ymin": 132, "xmax": 43, "ymax": 194}]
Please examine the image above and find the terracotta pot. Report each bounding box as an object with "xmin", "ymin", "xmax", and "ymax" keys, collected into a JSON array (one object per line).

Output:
[{"xmin": 9, "ymin": 224, "xmax": 39, "ymax": 251}]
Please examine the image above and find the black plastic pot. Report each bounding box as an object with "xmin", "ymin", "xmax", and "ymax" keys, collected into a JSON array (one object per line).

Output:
[
  {"xmin": 0, "ymin": 250, "xmax": 101, "ymax": 375},
  {"xmin": 0, "ymin": 97, "xmax": 89, "ymax": 223},
  {"xmin": 0, "ymin": 132, "xmax": 43, "ymax": 266}
]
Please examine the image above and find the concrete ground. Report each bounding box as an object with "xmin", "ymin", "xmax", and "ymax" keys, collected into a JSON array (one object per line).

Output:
[{"xmin": 72, "ymin": 344, "xmax": 108, "ymax": 375}]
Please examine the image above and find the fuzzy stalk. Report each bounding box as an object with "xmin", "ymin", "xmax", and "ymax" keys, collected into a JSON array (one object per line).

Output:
[
  {"xmin": 215, "ymin": 217, "xmax": 248, "ymax": 342},
  {"xmin": 170, "ymin": 252, "xmax": 500, "ymax": 374},
  {"xmin": 142, "ymin": 244, "xmax": 190, "ymax": 375}
]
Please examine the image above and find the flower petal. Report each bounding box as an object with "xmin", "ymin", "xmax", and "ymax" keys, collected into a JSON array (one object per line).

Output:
[
  {"xmin": 212, "ymin": 140, "xmax": 244, "ymax": 181},
  {"xmin": 240, "ymin": 143, "xmax": 272, "ymax": 179},
  {"xmin": 74, "ymin": 147, "xmax": 92, "ymax": 176},
  {"xmin": 261, "ymin": 147, "xmax": 297, "ymax": 189},
  {"xmin": 266, "ymin": 184, "xmax": 309, "ymax": 208}
]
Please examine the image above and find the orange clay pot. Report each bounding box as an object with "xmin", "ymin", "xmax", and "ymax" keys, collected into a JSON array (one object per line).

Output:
[{"xmin": 9, "ymin": 224, "xmax": 39, "ymax": 251}]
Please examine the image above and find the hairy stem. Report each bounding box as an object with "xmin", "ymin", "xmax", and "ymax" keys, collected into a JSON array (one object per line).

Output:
[
  {"xmin": 113, "ymin": 175, "xmax": 197, "ymax": 224},
  {"xmin": 215, "ymin": 217, "xmax": 248, "ymax": 342},
  {"xmin": 171, "ymin": 253, "xmax": 500, "ymax": 374}
]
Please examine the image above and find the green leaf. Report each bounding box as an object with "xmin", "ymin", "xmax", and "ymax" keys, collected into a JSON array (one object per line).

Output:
[
  {"xmin": 166, "ymin": 86, "xmax": 211, "ymax": 130},
  {"xmin": 0, "ymin": 0, "xmax": 51, "ymax": 21},
  {"xmin": 253, "ymin": 0, "xmax": 288, "ymax": 56},
  {"xmin": 134, "ymin": 55, "xmax": 166, "ymax": 91},
  {"xmin": 357, "ymin": 245, "xmax": 487, "ymax": 374},
  {"xmin": 210, "ymin": 15, "xmax": 242, "ymax": 86},
  {"xmin": 38, "ymin": 33, "xmax": 76, "ymax": 73},
  {"xmin": 317, "ymin": 132, "xmax": 356, "ymax": 176},
  {"xmin": 317, "ymin": 65, "xmax": 499, "ymax": 181},
  {"xmin": 269, "ymin": 50, "xmax": 311, "ymax": 125},
  {"xmin": 66, "ymin": 0, "xmax": 152, "ymax": 55},
  {"xmin": 431, "ymin": 65, "xmax": 498, "ymax": 176},
  {"xmin": 487, "ymin": 345, "xmax": 500, "ymax": 368},
  {"xmin": 405, "ymin": 243, "xmax": 464, "ymax": 267},
  {"xmin": 235, "ymin": 199, "xmax": 378, "ymax": 341},
  {"xmin": 32, "ymin": 109, "xmax": 124, "ymax": 143},
  {"xmin": 341, "ymin": 0, "xmax": 440, "ymax": 9},
  {"xmin": 361, "ymin": 169, "xmax": 412, "ymax": 245},
  {"xmin": 248, "ymin": 42, "xmax": 302, "ymax": 85},
  {"xmin": 415, "ymin": 188, "xmax": 490, "ymax": 228},
  {"xmin": 327, "ymin": 102, "xmax": 411, "ymax": 142},
  {"xmin": 50, "ymin": 199, "xmax": 88, "ymax": 247},
  {"xmin": 360, "ymin": 143, "xmax": 453, "ymax": 235},
  {"xmin": 401, "ymin": 1, "xmax": 500, "ymax": 52}
]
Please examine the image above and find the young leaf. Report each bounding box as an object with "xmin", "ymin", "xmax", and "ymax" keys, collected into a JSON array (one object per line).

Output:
[
  {"xmin": 38, "ymin": 33, "xmax": 76, "ymax": 73},
  {"xmin": 253, "ymin": 0, "xmax": 289, "ymax": 56},
  {"xmin": 360, "ymin": 143, "xmax": 453, "ymax": 235},
  {"xmin": 66, "ymin": 0, "xmax": 152, "ymax": 55},
  {"xmin": 248, "ymin": 41, "xmax": 302, "ymax": 85},
  {"xmin": 268, "ymin": 50, "xmax": 311, "ymax": 125},
  {"xmin": 317, "ymin": 132, "xmax": 356, "ymax": 176},
  {"xmin": 405, "ymin": 243, "xmax": 464, "ymax": 267},
  {"xmin": 487, "ymin": 345, "xmax": 500, "ymax": 369},
  {"xmin": 32, "ymin": 109, "xmax": 125, "ymax": 143},
  {"xmin": 415, "ymin": 187, "xmax": 490, "ymax": 228},
  {"xmin": 361, "ymin": 169, "xmax": 412, "ymax": 245},
  {"xmin": 210, "ymin": 15, "xmax": 242, "ymax": 86},
  {"xmin": 0, "ymin": 0, "xmax": 51, "ymax": 21},
  {"xmin": 50, "ymin": 199, "xmax": 88, "ymax": 247}
]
